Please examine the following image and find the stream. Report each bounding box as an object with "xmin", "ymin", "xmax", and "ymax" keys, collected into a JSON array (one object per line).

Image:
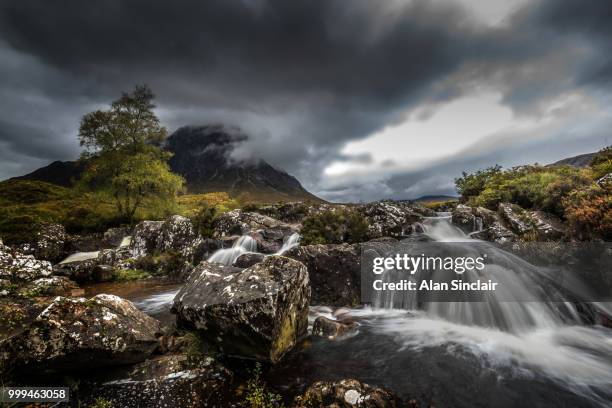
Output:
[{"xmin": 81, "ymin": 214, "xmax": 612, "ymax": 407}]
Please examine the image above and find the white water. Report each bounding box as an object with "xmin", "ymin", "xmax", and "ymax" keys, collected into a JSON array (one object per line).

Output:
[
  {"xmin": 277, "ymin": 232, "xmax": 300, "ymax": 254},
  {"xmin": 119, "ymin": 236, "xmax": 132, "ymax": 248},
  {"xmin": 207, "ymin": 235, "xmax": 258, "ymax": 265},
  {"xmin": 59, "ymin": 251, "xmax": 100, "ymax": 264},
  {"xmin": 133, "ymin": 289, "xmax": 180, "ymax": 315},
  {"xmin": 364, "ymin": 214, "xmax": 612, "ymax": 406}
]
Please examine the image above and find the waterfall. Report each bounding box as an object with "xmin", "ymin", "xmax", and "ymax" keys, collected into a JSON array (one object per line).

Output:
[
  {"xmin": 277, "ymin": 232, "xmax": 300, "ymax": 254},
  {"xmin": 207, "ymin": 235, "xmax": 258, "ymax": 265},
  {"xmin": 59, "ymin": 251, "xmax": 100, "ymax": 264},
  {"xmin": 119, "ymin": 235, "xmax": 132, "ymax": 248}
]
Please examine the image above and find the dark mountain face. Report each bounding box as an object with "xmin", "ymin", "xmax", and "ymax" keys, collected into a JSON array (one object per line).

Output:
[
  {"xmin": 548, "ymin": 152, "xmax": 595, "ymax": 167},
  {"xmin": 166, "ymin": 126, "xmax": 322, "ymax": 202},
  {"xmin": 9, "ymin": 125, "xmax": 322, "ymax": 203},
  {"xmin": 12, "ymin": 160, "xmax": 86, "ymax": 187}
]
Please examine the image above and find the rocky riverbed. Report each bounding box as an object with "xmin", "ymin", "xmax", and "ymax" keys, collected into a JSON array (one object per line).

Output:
[{"xmin": 1, "ymin": 200, "xmax": 611, "ymax": 407}]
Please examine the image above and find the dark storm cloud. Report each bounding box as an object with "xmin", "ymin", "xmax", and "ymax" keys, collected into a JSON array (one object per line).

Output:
[{"xmin": 0, "ymin": 0, "xmax": 611, "ymax": 199}]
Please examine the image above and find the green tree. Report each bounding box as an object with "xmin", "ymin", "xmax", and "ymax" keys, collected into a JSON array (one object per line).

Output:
[
  {"xmin": 78, "ymin": 85, "xmax": 183, "ymax": 222},
  {"xmin": 454, "ymin": 165, "xmax": 502, "ymax": 201}
]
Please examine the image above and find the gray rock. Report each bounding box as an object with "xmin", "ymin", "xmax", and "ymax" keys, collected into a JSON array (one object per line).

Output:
[
  {"xmin": 294, "ymin": 378, "xmax": 402, "ymax": 408},
  {"xmin": 172, "ymin": 257, "xmax": 310, "ymax": 363},
  {"xmin": 213, "ymin": 209, "xmax": 298, "ymax": 237},
  {"xmin": 530, "ymin": 210, "xmax": 566, "ymax": 241},
  {"xmin": 471, "ymin": 222, "xmax": 517, "ymax": 243},
  {"xmin": 131, "ymin": 215, "xmax": 202, "ymax": 259},
  {"xmin": 498, "ymin": 203, "xmax": 533, "ymax": 235},
  {"xmin": 233, "ymin": 252, "xmax": 266, "ymax": 268},
  {"xmin": 52, "ymin": 258, "xmax": 99, "ymax": 283},
  {"xmin": 285, "ymin": 244, "xmax": 360, "ymax": 307},
  {"xmin": 2, "ymin": 294, "xmax": 161, "ymax": 371},
  {"xmin": 0, "ymin": 239, "xmax": 53, "ymax": 282},
  {"xmin": 19, "ymin": 276, "xmax": 78, "ymax": 297},
  {"xmin": 451, "ymin": 204, "xmax": 477, "ymax": 234},
  {"xmin": 359, "ymin": 201, "xmax": 423, "ymax": 239},
  {"xmin": 90, "ymin": 354, "xmax": 232, "ymax": 408},
  {"xmin": 18, "ymin": 223, "xmax": 69, "ymax": 263}
]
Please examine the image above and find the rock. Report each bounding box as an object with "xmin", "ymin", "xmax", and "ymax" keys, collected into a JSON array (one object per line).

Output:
[
  {"xmin": 213, "ymin": 209, "xmax": 298, "ymax": 237},
  {"xmin": 102, "ymin": 227, "xmax": 131, "ymax": 247},
  {"xmin": 52, "ymin": 258, "xmax": 99, "ymax": 283},
  {"xmin": 451, "ymin": 204, "xmax": 476, "ymax": 234},
  {"xmin": 294, "ymin": 378, "xmax": 402, "ymax": 408},
  {"xmin": 256, "ymin": 202, "xmax": 311, "ymax": 223},
  {"xmin": 98, "ymin": 247, "xmax": 132, "ymax": 268},
  {"xmin": 360, "ymin": 201, "xmax": 423, "ymax": 239},
  {"xmin": 18, "ymin": 223, "xmax": 69, "ymax": 263},
  {"xmin": 312, "ymin": 316, "xmax": 357, "ymax": 339},
  {"xmin": 0, "ymin": 240, "xmax": 53, "ymax": 282},
  {"xmin": 498, "ymin": 203, "xmax": 533, "ymax": 235},
  {"xmin": 233, "ymin": 252, "xmax": 266, "ymax": 268},
  {"xmin": 173, "ymin": 257, "xmax": 310, "ymax": 363},
  {"xmin": 20, "ymin": 276, "xmax": 78, "ymax": 297},
  {"xmin": 596, "ymin": 172, "xmax": 612, "ymax": 188},
  {"xmin": 285, "ymin": 244, "xmax": 360, "ymax": 307},
  {"xmin": 529, "ymin": 210, "xmax": 566, "ymax": 241},
  {"xmin": 2, "ymin": 294, "xmax": 161, "ymax": 372},
  {"xmin": 471, "ymin": 222, "xmax": 517, "ymax": 243},
  {"xmin": 92, "ymin": 265, "xmax": 116, "ymax": 282},
  {"xmin": 132, "ymin": 216, "xmax": 202, "ymax": 259},
  {"xmin": 89, "ymin": 354, "xmax": 232, "ymax": 408}
]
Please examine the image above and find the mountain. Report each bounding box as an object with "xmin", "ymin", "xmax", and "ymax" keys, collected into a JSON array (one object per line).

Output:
[
  {"xmin": 548, "ymin": 152, "xmax": 595, "ymax": 167},
  {"xmin": 12, "ymin": 160, "xmax": 86, "ymax": 187},
  {"xmin": 165, "ymin": 126, "xmax": 323, "ymax": 202},
  {"xmin": 8, "ymin": 125, "xmax": 323, "ymax": 203},
  {"xmin": 410, "ymin": 195, "xmax": 458, "ymax": 203}
]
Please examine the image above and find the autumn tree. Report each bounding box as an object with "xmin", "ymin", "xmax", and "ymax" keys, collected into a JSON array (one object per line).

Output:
[{"xmin": 78, "ymin": 85, "xmax": 183, "ymax": 222}]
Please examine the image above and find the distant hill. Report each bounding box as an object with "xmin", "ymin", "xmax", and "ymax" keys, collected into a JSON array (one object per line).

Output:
[
  {"xmin": 7, "ymin": 125, "xmax": 324, "ymax": 204},
  {"xmin": 12, "ymin": 160, "xmax": 86, "ymax": 187},
  {"xmin": 410, "ymin": 195, "xmax": 458, "ymax": 203},
  {"xmin": 548, "ymin": 152, "xmax": 595, "ymax": 167}
]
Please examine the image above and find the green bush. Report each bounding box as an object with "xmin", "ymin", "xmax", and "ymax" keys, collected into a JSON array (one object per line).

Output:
[
  {"xmin": 301, "ymin": 208, "xmax": 369, "ymax": 245},
  {"xmin": 242, "ymin": 363, "xmax": 284, "ymax": 408},
  {"xmin": 454, "ymin": 165, "xmax": 502, "ymax": 201},
  {"xmin": 192, "ymin": 203, "xmax": 217, "ymax": 238},
  {"xmin": 590, "ymin": 146, "xmax": 612, "ymax": 180},
  {"xmin": 115, "ymin": 269, "xmax": 151, "ymax": 281}
]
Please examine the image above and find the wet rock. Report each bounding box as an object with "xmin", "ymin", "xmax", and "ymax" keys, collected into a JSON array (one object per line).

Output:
[
  {"xmin": 17, "ymin": 223, "xmax": 69, "ymax": 263},
  {"xmin": 192, "ymin": 238, "xmax": 223, "ymax": 264},
  {"xmin": 2, "ymin": 294, "xmax": 161, "ymax": 372},
  {"xmin": 294, "ymin": 378, "xmax": 402, "ymax": 408},
  {"xmin": 132, "ymin": 216, "xmax": 202, "ymax": 259},
  {"xmin": 52, "ymin": 258, "xmax": 99, "ymax": 283},
  {"xmin": 98, "ymin": 246, "xmax": 132, "ymax": 268},
  {"xmin": 89, "ymin": 354, "xmax": 232, "ymax": 408},
  {"xmin": 0, "ymin": 239, "xmax": 53, "ymax": 282},
  {"xmin": 285, "ymin": 244, "xmax": 360, "ymax": 307},
  {"xmin": 451, "ymin": 204, "xmax": 476, "ymax": 234},
  {"xmin": 172, "ymin": 257, "xmax": 310, "ymax": 363},
  {"xmin": 233, "ymin": 252, "xmax": 266, "ymax": 268},
  {"xmin": 312, "ymin": 316, "xmax": 357, "ymax": 339},
  {"xmin": 359, "ymin": 201, "xmax": 423, "ymax": 239},
  {"xmin": 471, "ymin": 222, "xmax": 517, "ymax": 244}
]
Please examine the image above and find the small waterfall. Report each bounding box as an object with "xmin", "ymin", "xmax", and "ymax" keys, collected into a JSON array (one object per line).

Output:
[
  {"xmin": 119, "ymin": 236, "xmax": 132, "ymax": 248},
  {"xmin": 474, "ymin": 217, "xmax": 483, "ymax": 233},
  {"xmin": 59, "ymin": 251, "xmax": 100, "ymax": 264},
  {"xmin": 421, "ymin": 214, "xmax": 472, "ymax": 242},
  {"xmin": 208, "ymin": 235, "xmax": 258, "ymax": 266},
  {"xmin": 277, "ymin": 232, "xmax": 300, "ymax": 254}
]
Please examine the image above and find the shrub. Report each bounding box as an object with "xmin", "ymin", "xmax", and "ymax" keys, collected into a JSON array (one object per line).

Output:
[
  {"xmin": 563, "ymin": 184, "xmax": 612, "ymax": 241},
  {"xmin": 301, "ymin": 208, "xmax": 369, "ymax": 245},
  {"xmin": 454, "ymin": 165, "xmax": 502, "ymax": 201},
  {"xmin": 590, "ymin": 145, "xmax": 612, "ymax": 180},
  {"xmin": 115, "ymin": 269, "xmax": 151, "ymax": 281},
  {"xmin": 242, "ymin": 363, "xmax": 284, "ymax": 408},
  {"xmin": 90, "ymin": 398, "xmax": 113, "ymax": 408},
  {"xmin": 192, "ymin": 203, "xmax": 217, "ymax": 238}
]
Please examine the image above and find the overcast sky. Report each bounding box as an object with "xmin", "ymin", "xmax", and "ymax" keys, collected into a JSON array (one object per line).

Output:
[{"xmin": 1, "ymin": 0, "xmax": 611, "ymax": 202}]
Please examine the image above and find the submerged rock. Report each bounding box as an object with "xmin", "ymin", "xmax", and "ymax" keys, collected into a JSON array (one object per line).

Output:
[
  {"xmin": 285, "ymin": 244, "xmax": 360, "ymax": 307},
  {"xmin": 312, "ymin": 316, "xmax": 357, "ymax": 340},
  {"xmin": 3, "ymin": 294, "xmax": 161, "ymax": 372},
  {"xmin": 294, "ymin": 378, "xmax": 402, "ymax": 408},
  {"xmin": 89, "ymin": 353, "xmax": 232, "ymax": 408},
  {"xmin": 172, "ymin": 256, "xmax": 310, "ymax": 363}
]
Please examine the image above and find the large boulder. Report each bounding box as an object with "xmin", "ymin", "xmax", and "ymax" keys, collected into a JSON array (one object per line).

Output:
[
  {"xmin": 89, "ymin": 354, "xmax": 232, "ymax": 408},
  {"xmin": 233, "ymin": 252, "xmax": 266, "ymax": 268},
  {"xmin": 172, "ymin": 257, "xmax": 310, "ymax": 363},
  {"xmin": 52, "ymin": 258, "xmax": 101, "ymax": 283},
  {"xmin": 132, "ymin": 216, "xmax": 202, "ymax": 259},
  {"xmin": 17, "ymin": 223, "xmax": 69, "ymax": 263},
  {"xmin": 359, "ymin": 201, "xmax": 423, "ymax": 239},
  {"xmin": 19, "ymin": 276, "xmax": 78, "ymax": 298},
  {"xmin": 498, "ymin": 203, "xmax": 566, "ymax": 241},
  {"xmin": 529, "ymin": 210, "xmax": 566, "ymax": 241},
  {"xmin": 498, "ymin": 203, "xmax": 532, "ymax": 235},
  {"xmin": 0, "ymin": 239, "xmax": 53, "ymax": 282},
  {"xmin": 285, "ymin": 244, "xmax": 360, "ymax": 307},
  {"xmin": 294, "ymin": 379, "xmax": 402, "ymax": 408},
  {"xmin": 451, "ymin": 204, "xmax": 477, "ymax": 234},
  {"xmin": 2, "ymin": 294, "xmax": 161, "ymax": 372}
]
